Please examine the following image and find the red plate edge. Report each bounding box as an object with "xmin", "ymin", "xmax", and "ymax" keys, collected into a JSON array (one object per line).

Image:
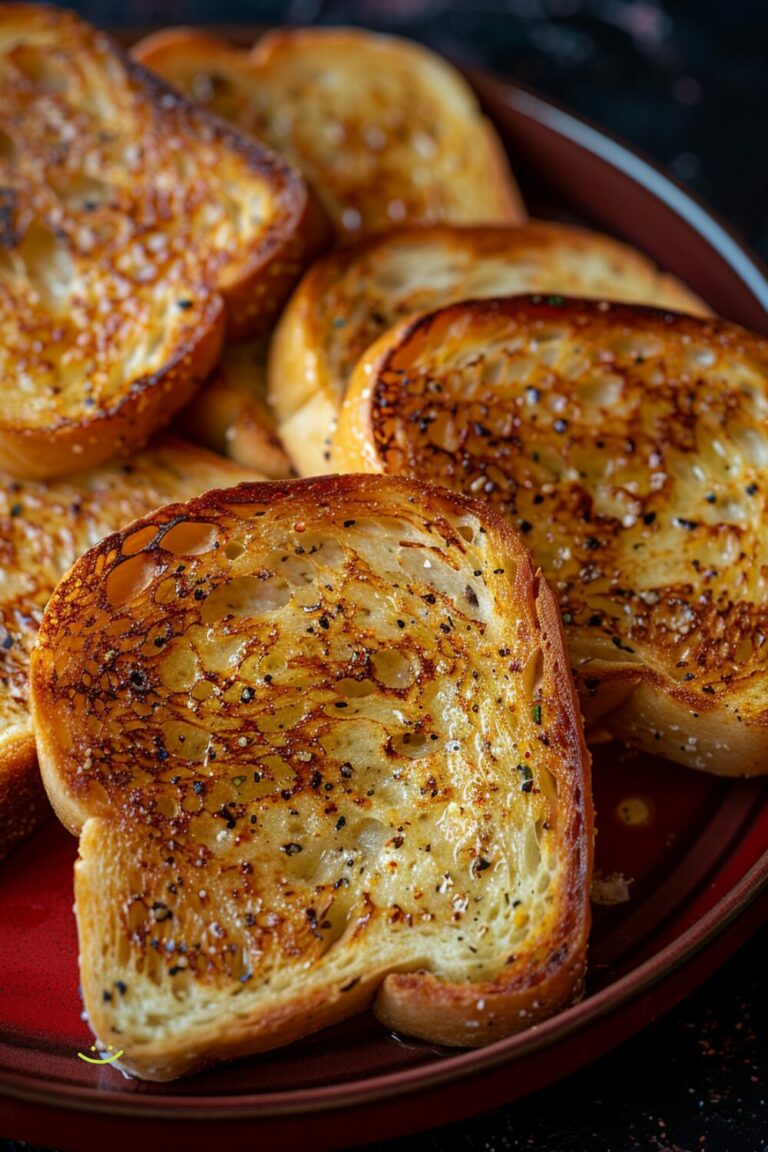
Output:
[
  {"xmin": 3, "ymin": 813, "xmax": 768, "ymax": 1115},
  {"xmin": 469, "ymin": 67, "xmax": 768, "ymax": 330},
  {"xmin": 2, "ymin": 862, "xmax": 767, "ymax": 1152},
  {"xmin": 2, "ymin": 55, "xmax": 768, "ymax": 1152}
]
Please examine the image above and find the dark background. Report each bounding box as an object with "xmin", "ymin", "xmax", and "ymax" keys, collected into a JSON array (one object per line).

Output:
[
  {"xmin": 72, "ymin": 0, "xmax": 768, "ymax": 261},
  {"xmin": 4, "ymin": 2, "xmax": 768, "ymax": 1150}
]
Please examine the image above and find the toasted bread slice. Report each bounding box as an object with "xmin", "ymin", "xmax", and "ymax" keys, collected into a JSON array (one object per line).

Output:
[
  {"xmin": 134, "ymin": 26, "xmax": 525, "ymax": 244},
  {"xmin": 335, "ymin": 297, "xmax": 768, "ymax": 777},
  {"xmin": 0, "ymin": 6, "xmax": 327, "ymax": 481},
  {"xmin": 0, "ymin": 438, "xmax": 258, "ymax": 860},
  {"xmin": 268, "ymin": 222, "xmax": 709, "ymax": 476},
  {"xmin": 31, "ymin": 474, "xmax": 591, "ymax": 1080},
  {"xmin": 175, "ymin": 340, "xmax": 292, "ymax": 479}
]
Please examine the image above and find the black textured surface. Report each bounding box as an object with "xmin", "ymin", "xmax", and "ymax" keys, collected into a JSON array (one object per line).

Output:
[
  {"xmin": 70, "ymin": 0, "xmax": 768, "ymax": 262},
  {"xmin": 358, "ymin": 923, "xmax": 768, "ymax": 1151},
  {"xmin": 2, "ymin": 2, "xmax": 768, "ymax": 1150}
]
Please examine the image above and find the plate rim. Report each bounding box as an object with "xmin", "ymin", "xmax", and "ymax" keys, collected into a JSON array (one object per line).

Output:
[
  {"xmin": 466, "ymin": 67, "xmax": 768, "ymax": 317},
  {"xmin": 1, "ymin": 826, "xmax": 766, "ymax": 1118}
]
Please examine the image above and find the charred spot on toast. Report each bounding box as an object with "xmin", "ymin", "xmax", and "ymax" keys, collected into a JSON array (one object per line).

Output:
[
  {"xmin": 340, "ymin": 297, "xmax": 768, "ymax": 771},
  {"xmin": 31, "ymin": 474, "xmax": 591, "ymax": 1072}
]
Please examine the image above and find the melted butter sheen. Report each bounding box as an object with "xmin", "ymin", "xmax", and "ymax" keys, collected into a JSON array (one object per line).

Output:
[
  {"xmin": 369, "ymin": 302, "xmax": 768, "ymax": 704},
  {"xmin": 37, "ymin": 486, "xmax": 570, "ymax": 996}
]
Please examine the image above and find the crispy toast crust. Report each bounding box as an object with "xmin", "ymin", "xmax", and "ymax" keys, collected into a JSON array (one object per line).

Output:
[
  {"xmin": 268, "ymin": 222, "xmax": 709, "ymax": 476},
  {"xmin": 134, "ymin": 26, "xmax": 525, "ymax": 243},
  {"xmin": 0, "ymin": 297, "xmax": 226, "ymax": 482},
  {"xmin": 31, "ymin": 474, "xmax": 591, "ymax": 1078},
  {"xmin": 0, "ymin": 7, "xmax": 328, "ymax": 480},
  {"xmin": 335, "ymin": 297, "xmax": 768, "ymax": 776},
  {"xmin": 0, "ymin": 437, "xmax": 259, "ymax": 859},
  {"xmin": 0, "ymin": 734, "xmax": 50, "ymax": 860},
  {"xmin": 175, "ymin": 340, "xmax": 293, "ymax": 478}
]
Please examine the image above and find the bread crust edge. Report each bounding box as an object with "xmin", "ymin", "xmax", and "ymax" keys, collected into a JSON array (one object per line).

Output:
[
  {"xmin": 0, "ymin": 299, "xmax": 225, "ymax": 481},
  {"xmin": 0, "ymin": 729, "xmax": 51, "ymax": 860}
]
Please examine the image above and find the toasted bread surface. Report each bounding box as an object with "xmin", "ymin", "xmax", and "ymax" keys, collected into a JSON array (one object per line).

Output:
[
  {"xmin": 176, "ymin": 340, "xmax": 292, "ymax": 478},
  {"xmin": 335, "ymin": 297, "xmax": 768, "ymax": 776},
  {"xmin": 31, "ymin": 474, "xmax": 591, "ymax": 1079},
  {"xmin": 0, "ymin": 6, "xmax": 326, "ymax": 480},
  {"xmin": 0, "ymin": 438, "xmax": 258, "ymax": 859},
  {"xmin": 268, "ymin": 222, "xmax": 709, "ymax": 476},
  {"xmin": 134, "ymin": 26, "xmax": 524, "ymax": 243}
]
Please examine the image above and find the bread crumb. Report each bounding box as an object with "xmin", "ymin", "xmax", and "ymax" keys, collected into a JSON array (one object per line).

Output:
[{"xmin": 591, "ymin": 869, "xmax": 633, "ymax": 905}]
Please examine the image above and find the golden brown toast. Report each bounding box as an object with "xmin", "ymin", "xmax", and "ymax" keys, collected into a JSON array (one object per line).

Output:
[
  {"xmin": 0, "ymin": 6, "xmax": 327, "ymax": 481},
  {"xmin": 31, "ymin": 474, "xmax": 592, "ymax": 1080},
  {"xmin": 335, "ymin": 297, "xmax": 768, "ymax": 776},
  {"xmin": 134, "ymin": 26, "xmax": 525, "ymax": 243},
  {"xmin": 175, "ymin": 340, "xmax": 292, "ymax": 479},
  {"xmin": 0, "ymin": 438, "xmax": 258, "ymax": 860},
  {"xmin": 268, "ymin": 222, "xmax": 709, "ymax": 476}
]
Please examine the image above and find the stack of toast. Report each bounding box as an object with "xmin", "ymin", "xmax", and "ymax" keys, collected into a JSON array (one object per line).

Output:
[{"xmin": 2, "ymin": 5, "xmax": 764, "ymax": 1083}]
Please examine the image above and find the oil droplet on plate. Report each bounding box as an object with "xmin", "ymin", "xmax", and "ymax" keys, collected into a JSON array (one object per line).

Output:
[{"xmin": 615, "ymin": 796, "xmax": 654, "ymax": 826}]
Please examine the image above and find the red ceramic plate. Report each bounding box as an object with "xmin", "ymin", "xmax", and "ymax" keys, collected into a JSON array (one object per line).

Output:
[{"xmin": 2, "ymin": 34, "xmax": 768, "ymax": 1152}]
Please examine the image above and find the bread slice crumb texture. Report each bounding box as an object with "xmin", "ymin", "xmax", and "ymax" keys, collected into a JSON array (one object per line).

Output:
[
  {"xmin": 134, "ymin": 26, "xmax": 525, "ymax": 242},
  {"xmin": 31, "ymin": 474, "xmax": 591, "ymax": 1079},
  {"xmin": 0, "ymin": 7, "xmax": 324, "ymax": 479},
  {"xmin": 268, "ymin": 222, "xmax": 707, "ymax": 477},
  {"xmin": 0, "ymin": 437, "xmax": 258, "ymax": 860},
  {"xmin": 334, "ymin": 296, "xmax": 768, "ymax": 775}
]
